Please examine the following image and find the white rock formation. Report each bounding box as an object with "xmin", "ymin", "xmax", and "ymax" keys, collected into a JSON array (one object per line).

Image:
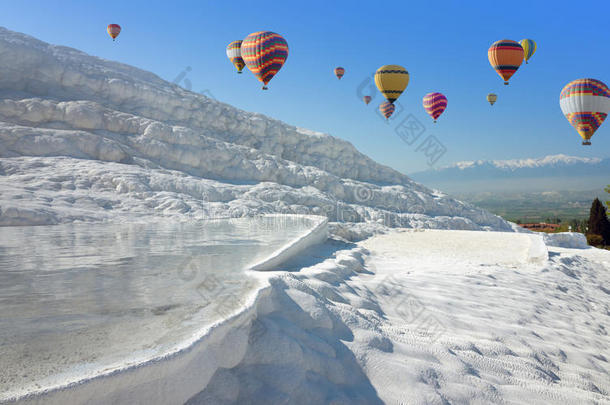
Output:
[{"xmin": 0, "ymin": 27, "xmax": 511, "ymax": 233}]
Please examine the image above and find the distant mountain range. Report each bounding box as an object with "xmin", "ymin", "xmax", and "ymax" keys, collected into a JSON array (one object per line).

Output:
[{"xmin": 410, "ymin": 154, "xmax": 610, "ymax": 193}]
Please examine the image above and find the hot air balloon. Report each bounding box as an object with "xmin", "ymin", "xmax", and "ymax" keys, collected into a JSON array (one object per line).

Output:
[
  {"xmin": 363, "ymin": 96, "xmax": 372, "ymax": 105},
  {"xmin": 375, "ymin": 65, "xmax": 409, "ymax": 103},
  {"xmin": 380, "ymin": 101, "xmax": 395, "ymax": 120},
  {"xmin": 487, "ymin": 93, "xmax": 497, "ymax": 106},
  {"xmin": 334, "ymin": 67, "xmax": 345, "ymax": 80},
  {"xmin": 559, "ymin": 78, "xmax": 610, "ymax": 145},
  {"xmin": 107, "ymin": 24, "xmax": 121, "ymax": 41},
  {"xmin": 241, "ymin": 31, "xmax": 289, "ymax": 90},
  {"xmin": 519, "ymin": 39, "xmax": 536, "ymax": 64},
  {"xmin": 226, "ymin": 40, "xmax": 245, "ymax": 74},
  {"xmin": 488, "ymin": 40, "xmax": 524, "ymax": 85},
  {"xmin": 423, "ymin": 92, "xmax": 447, "ymax": 123}
]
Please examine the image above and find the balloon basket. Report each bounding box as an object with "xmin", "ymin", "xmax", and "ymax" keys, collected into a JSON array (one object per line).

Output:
[
  {"xmin": 582, "ymin": 141, "xmax": 591, "ymax": 146},
  {"xmin": 504, "ymin": 82, "xmax": 509, "ymax": 85},
  {"xmin": 262, "ymin": 86, "xmax": 268, "ymax": 90}
]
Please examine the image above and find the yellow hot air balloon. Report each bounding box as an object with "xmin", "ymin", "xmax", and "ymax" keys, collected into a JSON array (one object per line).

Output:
[
  {"xmin": 487, "ymin": 93, "xmax": 497, "ymax": 106},
  {"xmin": 519, "ymin": 39, "xmax": 536, "ymax": 64},
  {"xmin": 374, "ymin": 65, "xmax": 409, "ymax": 103}
]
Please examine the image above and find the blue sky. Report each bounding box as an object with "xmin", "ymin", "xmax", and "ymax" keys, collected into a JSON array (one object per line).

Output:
[{"xmin": 3, "ymin": 0, "xmax": 610, "ymax": 173}]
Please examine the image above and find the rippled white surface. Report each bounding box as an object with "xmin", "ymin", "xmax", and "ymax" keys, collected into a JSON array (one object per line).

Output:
[{"xmin": 0, "ymin": 216, "xmax": 314, "ymax": 399}]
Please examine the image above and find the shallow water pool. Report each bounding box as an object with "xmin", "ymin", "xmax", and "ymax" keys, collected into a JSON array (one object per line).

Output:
[{"xmin": 0, "ymin": 216, "xmax": 316, "ymax": 400}]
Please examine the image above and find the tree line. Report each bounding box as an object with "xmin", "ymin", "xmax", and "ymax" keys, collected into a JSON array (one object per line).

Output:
[{"xmin": 585, "ymin": 185, "xmax": 610, "ymax": 247}]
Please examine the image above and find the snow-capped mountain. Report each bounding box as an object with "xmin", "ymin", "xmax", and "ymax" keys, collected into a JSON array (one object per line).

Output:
[
  {"xmin": 0, "ymin": 27, "xmax": 510, "ymax": 233},
  {"xmin": 449, "ymin": 154, "xmax": 603, "ymax": 171},
  {"xmin": 410, "ymin": 154, "xmax": 610, "ymax": 193}
]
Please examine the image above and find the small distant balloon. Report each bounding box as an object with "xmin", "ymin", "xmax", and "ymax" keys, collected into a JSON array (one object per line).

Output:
[
  {"xmin": 226, "ymin": 40, "xmax": 245, "ymax": 74},
  {"xmin": 559, "ymin": 78, "xmax": 610, "ymax": 145},
  {"xmin": 379, "ymin": 101, "xmax": 395, "ymax": 120},
  {"xmin": 363, "ymin": 96, "xmax": 372, "ymax": 105},
  {"xmin": 334, "ymin": 67, "xmax": 345, "ymax": 80},
  {"xmin": 487, "ymin": 93, "xmax": 497, "ymax": 106},
  {"xmin": 107, "ymin": 24, "xmax": 121, "ymax": 41},
  {"xmin": 423, "ymin": 92, "xmax": 447, "ymax": 123},
  {"xmin": 519, "ymin": 39, "xmax": 536, "ymax": 64},
  {"xmin": 488, "ymin": 40, "xmax": 523, "ymax": 85}
]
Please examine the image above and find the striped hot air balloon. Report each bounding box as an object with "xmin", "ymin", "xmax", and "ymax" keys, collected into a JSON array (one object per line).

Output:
[
  {"xmin": 519, "ymin": 39, "xmax": 536, "ymax": 64},
  {"xmin": 107, "ymin": 24, "xmax": 121, "ymax": 41},
  {"xmin": 488, "ymin": 40, "xmax": 524, "ymax": 85},
  {"xmin": 375, "ymin": 65, "xmax": 409, "ymax": 103},
  {"xmin": 423, "ymin": 92, "xmax": 448, "ymax": 122},
  {"xmin": 241, "ymin": 31, "xmax": 289, "ymax": 90},
  {"xmin": 559, "ymin": 78, "xmax": 610, "ymax": 145},
  {"xmin": 487, "ymin": 93, "xmax": 498, "ymax": 106},
  {"xmin": 379, "ymin": 101, "xmax": 395, "ymax": 120},
  {"xmin": 363, "ymin": 96, "xmax": 372, "ymax": 105},
  {"xmin": 226, "ymin": 40, "xmax": 246, "ymax": 74},
  {"xmin": 334, "ymin": 67, "xmax": 345, "ymax": 80}
]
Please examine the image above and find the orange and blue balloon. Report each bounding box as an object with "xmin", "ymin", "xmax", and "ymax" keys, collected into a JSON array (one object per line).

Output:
[
  {"xmin": 423, "ymin": 92, "xmax": 447, "ymax": 122},
  {"xmin": 380, "ymin": 101, "xmax": 395, "ymax": 120},
  {"xmin": 488, "ymin": 40, "xmax": 524, "ymax": 85},
  {"xmin": 241, "ymin": 31, "xmax": 289, "ymax": 90}
]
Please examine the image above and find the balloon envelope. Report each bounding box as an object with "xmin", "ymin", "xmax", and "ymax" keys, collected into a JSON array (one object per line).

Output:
[
  {"xmin": 559, "ymin": 78, "xmax": 610, "ymax": 144},
  {"xmin": 423, "ymin": 92, "xmax": 447, "ymax": 122},
  {"xmin": 488, "ymin": 40, "xmax": 523, "ymax": 84},
  {"xmin": 379, "ymin": 101, "xmax": 395, "ymax": 119},
  {"xmin": 363, "ymin": 96, "xmax": 372, "ymax": 105},
  {"xmin": 487, "ymin": 93, "xmax": 497, "ymax": 106},
  {"xmin": 334, "ymin": 67, "xmax": 345, "ymax": 80},
  {"xmin": 107, "ymin": 24, "xmax": 121, "ymax": 40},
  {"xmin": 241, "ymin": 31, "xmax": 289, "ymax": 89},
  {"xmin": 226, "ymin": 40, "xmax": 245, "ymax": 73},
  {"xmin": 519, "ymin": 39, "xmax": 536, "ymax": 64},
  {"xmin": 374, "ymin": 65, "xmax": 409, "ymax": 103}
]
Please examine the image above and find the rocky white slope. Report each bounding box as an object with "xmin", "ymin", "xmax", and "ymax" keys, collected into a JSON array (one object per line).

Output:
[
  {"xmin": 0, "ymin": 28, "xmax": 510, "ymax": 233},
  {"xmin": 189, "ymin": 230, "xmax": 609, "ymax": 405}
]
